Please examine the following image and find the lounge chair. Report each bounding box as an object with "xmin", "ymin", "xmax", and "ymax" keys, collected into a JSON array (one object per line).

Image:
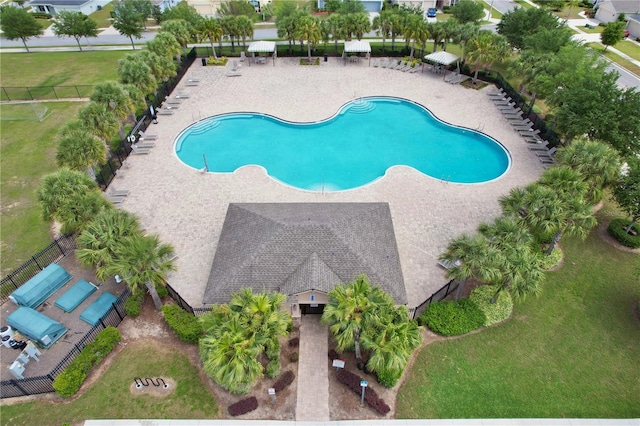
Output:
[
  {"xmin": 539, "ymin": 156, "xmax": 555, "ymax": 164},
  {"xmin": 408, "ymin": 65, "xmax": 420, "ymax": 74},
  {"xmin": 157, "ymin": 109, "xmax": 173, "ymax": 116},
  {"xmin": 188, "ymin": 78, "xmax": 200, "ymax": 83},
  {"xmin": 535, "ymin": 147, "xmax": 557, "ymax": 157},
  {"xmin": 107, "ymin": 195, "xmax": 125, "ymax": 204},
  {"xmin": 138, "ymin": 131, "xmax": 157, "ymax": 140},
  {"xmin": 164, "ymin": 98, "xmax": 182, "ymax": 105},
  {"xmin": 389, "ymin": 60, "xmax": 401, "ymax": 69},
  {"xmin": 400, "ymin": 62, "xmax": 414, "ymax": 72},
  {"xmin": 528, "ymin": 143, "xmax": 550, "ymax": 151},
  {"xmin": 186, "ymin": 81, "xmax": 199, "ymax": 86},
  {"xmin": 240, "ymin": 51, "xmax": 246, "ymax": 62},
  {"xmin": 497, "ymin": 104, "xmax": 518, "ymax": 110},
  {"xmin": 134, "ymin": 141, "xmax": 155, "ymax": 148},
  {"xmin": 131, "ymin": 146, "xmax": 151, "ymax": 155},
  {"xmin": 372, "ymin": 58, "xmax": 380, "ymax": 67},
  {"xmin": 108, "ymin": 187, "xmax": 129, "ymax": 197},
  {"xmin": 380, "ymin": 58, "xmax": 389, "ymax": 68},
  {"xmin": 175, "ymin": 93, "xmax": 190, "ymax": 99},
  {"xmin": 488, "ymin": 92, "xmax": 505, "ymax": 98},
  {"xmin": 518, "ymin": 128, "xmax": 540, "ymax": 136}
]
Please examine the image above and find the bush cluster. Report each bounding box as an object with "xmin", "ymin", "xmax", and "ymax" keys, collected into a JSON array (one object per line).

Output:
[
  {"xmin": 288, "ymin": 337, "xmax": 299, "ymax": 347},
  {"xmin": 539, "ymin": 247, "xmax": 563, "ymax": 270},
  {"xmin": 418, "ymin": 299, "xmax": 485, "ymax": 336},
  {"xmin": 162, "ymin": 304, "xmax": 203, "ymax": 344},
  {"xmin": 53, "ymin": 327, "xmax": 121, "ymax": 398},
  {"xmin": 608, "ymin": 218, "xmax": 640, "ymax": 248},
  {"xmin": 336, "ymin": 369, "xmax": 390, "ymax": 415},
  {"xmin": 469, "ymin": 285, "xmax": 513, "ymax": 326},
  {"xmin": 289, "ymin": 352, "xmax": 299, "ymax": 362},
  {"xmin": 207, "ymin": 56, "xmax": 228, "ymax": 66},
  {"xmin": 266, "ymin": 359, "xmax": 281, "ymax": 378},
  {"xmin": 376, "ymin": 367, "xmax": 402, "ymax": 388},
  {"xmin": 228, "ymin": 396, "xmax": 258, "ymax": 416},
  {"xmin": 272, "ymin": 370, "xmax": 295, "ymax": 392},
  {"xmin": 124, "ymin": 292, "xmax": 144, "ymax": 317}
]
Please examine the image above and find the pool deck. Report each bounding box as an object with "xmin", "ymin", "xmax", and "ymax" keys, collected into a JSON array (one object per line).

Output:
[{"xmin": 116, "ymin": 57, "xmax": 544, "ymax": 309}]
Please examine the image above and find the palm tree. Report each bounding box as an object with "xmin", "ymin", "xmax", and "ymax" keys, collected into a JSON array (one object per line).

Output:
[
  {"xmin": 403, "ymin": 14, "xmax": 428, "ymax": 59},
  {"xmin": 295, "ymin": 15, "xmax": 321, "ymax": 62},
  {"xmin": 439, "ymin": 233, "xmax": 503, "ymax": 300},
  {"xmin": 145, "ymin": 31, "xmax": 181, "ymax": 62},
  {"xmin": 440, "ymin": 18, "xmax": 460, "ymax": 51},
  {"xmin": 494, "ymin": 245, "xmax": 544, "ymax": 302},
  {"xmin": 327, "ymin": 13, "xmax": 346, "ymax": 54},
  {"xmin": 105, "ymin": 233, "xmax": 176, "ymax": 310},
  {"xmin": 388, "ymin": 12, "xmax": 403, "ymax": 53},
  {"xmin": 427, "ymin": 21, "xmax": 446, "ymax": 53},
  {"xmin": 76, "ymin": 209, "xmax": 141, "ymax": 278},
  {"xmin": 118, "ymin": 54, "xmax": 157, "ymax": 99},
  {"xmin": 160, "ymin": 19, "xmax": 194, "ymax": 56},
  {"xmin": 137, "ymin": 50, "xmax": 177, "ymax": 84},
  {"xmin": 197, "ymin": 17, "xmax": 222, "ymax": 59},
  {"xmin": 453, "ymin": 22, "xmax": 479, "ymax": 63},
  {"xmin": 78, "ymin": 102, "xmax": 121, "ymax": 152},
  {"xmin": 235, "ymin": 15, "xmax": 254, "ymax": 50},
  {"xmin": 372, "ymin": 10, "xmax": 393, "ymax": 53},
  {"xmin": 55, "ymin": 123, "xmax": 106, "ymax": 179},
  {"xmin": 90, "ymin": 81, "xmax": 135, "ymax": 138},
  {"xmin": 555, "ymin": 138, "xmax": 621, "ymax": 205},
  {"xmin": 322, "ymin": 274, "xmax": 395, "ymax": 369},
  {"xmin": 466, "ymin": 30, "xmax": 510, "ymax": 83}
]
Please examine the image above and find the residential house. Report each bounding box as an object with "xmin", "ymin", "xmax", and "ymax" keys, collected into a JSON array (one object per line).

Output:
[
  {"xmin": 27, "ymin": 0, "xmax": 110, "ymax": 16},
  {"xmin": 594, "ymin": 0, "xmax": 640, "ymax": 23}
]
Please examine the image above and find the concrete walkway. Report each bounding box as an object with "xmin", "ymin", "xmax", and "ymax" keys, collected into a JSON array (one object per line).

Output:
[{"xmin": 295, "ymin": 315, "xmax": 330, "ymax": 421}]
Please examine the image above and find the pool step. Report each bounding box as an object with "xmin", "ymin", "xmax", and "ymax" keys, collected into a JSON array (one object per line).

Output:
[
  {"xmin": 189, "ymin": 119, "xmax": 220, "ymax": 135},
  {"xmin": 347, "ymin": 100, "xmax": 376, "ymax": 114}
]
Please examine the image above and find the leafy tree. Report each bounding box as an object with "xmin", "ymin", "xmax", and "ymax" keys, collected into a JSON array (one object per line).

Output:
[
  {"xmin": 555, "ymin": 138, "xmax": 621, "ymax": 204},
  {"xmin": 145, "ymin": 31, "xmax": 181, "ymax": 61},
  {"xmin": 465, "ymin": 30, "xmax": 510, "ymax": 83},
  {"xmin": 601, "ymin": 21, "xmax": 625, "ymax": 52},
  {"xmin": 197, "ymin": 17, "xmax": 223, "ymax": 59},
  {"xmin": 52, "ymin": 10, "xmax": 98, "ymax": 51},
  {"xmin": 450, "ymin": 0, "xmax": 485, "ymax": 24},
  {"xmin": 387, "ymin": 11, "xmax": 404, "ymax": 52},
  {"xmin": 76, "ymin": 209, "xmax": 142, "ymax": 274},
  {"xmin": 322, "ymin": 274, "xmax": 395, "ymax": 369},
  {"xmin": 439, "ymin": 233, "xmax": 502, "ymax": 300},
  {"xmin": 161, "ymin": 19, "xmax": 194, "ymax": 56},
  {"xmin": 522, "ymin": 26, "xmax": 573, "ymax": 54},
  {"xmin": 590, "ymin": 87, "xmax": 640, "ymax": 157},
  {"xmin": 339, "ymin": 0, "xmax": 367, "ymax": 14},
  {"xmin": 78, "ymin": 102, "xmax": 120, "ymax": 150},
  {"xmin": 497, "ymin": 7, "xmax": 563, "ymax": 50},
  {"xmin": 0, "ymin": 5, "xmax": 43, "ymax": 52},
  {"xmin": 112, "ymin": 0, "xmax": 146, "ymax": 49},
  {"xmin": 295, "ymin": 15, "xmax": 321, "ymax": 61},
  {"xmin": 324, "ymin": 0, "xmax": 341, "ymax": 14},
  {"xmin": 276, "ymin": 9, "xmax": 306, "ymax": 54},
  {"xmin": 162, "ymin": 1, "xmax": 202, "ymax": 26},
  {"xmin": 56, "ymin": 122, "xmax": 106, "ymax": 179},
  {"xmin": 105, "ymin": 233, "xmax": 175, "ymax": 310},
  {"xmin": 235, "ymin": 15, "xmax": 254, "ymax": 49},
  {"xmin": 453, "ymin": 21, "xmax": 480, "ymax": 62},
  {"xmin": 613, "ymin": 157, "xmax": 640, "ymax": 233},
  {"xmin": 36, "ymin": 169, "xmax": 110, "ymax": 233},
  {"xmin": 218, "ymin": 0, "xmax": 255, "ymax": 17},
  {"xmin": 118, "ymin": 54, "xmax": 157, "ymax": 97}
]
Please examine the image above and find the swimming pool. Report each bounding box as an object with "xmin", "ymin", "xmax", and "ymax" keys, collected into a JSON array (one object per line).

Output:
[{"xmin": 174, "ymin": 97, "xmax": 510, "ymax": 191}]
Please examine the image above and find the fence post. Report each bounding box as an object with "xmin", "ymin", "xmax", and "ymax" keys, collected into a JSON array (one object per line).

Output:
[
  {"xmin": 26, "ymin": 87, "xmax": 33, "ymax": 100},
  {"xmin": 113, "ymin": 302, "xmax": 123, "ymax": 321},
  {"xmin": 10, "ymin": 379, "xmax": 28, "ymax": 396},
  {"xmin": 54, "ymin": 237, "xmax": 65, "ymax": 256},
  {"xmin": 75, "ymin": 86, "xmax": 81, "ymax": 98},
  {"xmin": 3, "ymin": 87, "xmax": 10, "ymax": 101},
  {"xmin": 51, "ymin": 86, "xmax": 59, "ymax": 100},
  {"xmin": 31, "ymin": 256, "xmax": 42, "ymax": 270}
]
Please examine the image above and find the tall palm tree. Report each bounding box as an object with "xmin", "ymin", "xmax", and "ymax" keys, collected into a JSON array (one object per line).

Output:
[
  {"xmin": 388, "ymin": 12, "xmax": 404, "ymax": 53},
  {"xmin": 105, "ymin": 233, "xmax": 176, "ymax": 310},
  {"xmin": 555, "ymin": 138, "xmax": 621, "ymax": 204},
  {"xmin": 372, "ymin": 10, "xmax": 393, "ymax": 53},
  {"xmin": 453, "ymin": 21, "xmax": 479, "ymax": 63},
  {"xmin": 235, "ymin": 15, "xmax": 254, "ymax": 50},
  {"xmin": 78, "ymin": 102, "xmax": 121, "ymax": 152},
  {"xmin": 427, "ymin": 21, "xmax": 446, "ymax": 53},
  {"xmin": 197, "ymin": 17, "xmax": 222, "ymax": 59},
  {"xmin": 145, "ymin": 31, "xmax": 181, "ymax": 62},
  {"xmin": 295, "ymin": 15, "xmax": 321, "ymax": 62},
  {"xmin": 90, "ymin": 81, "xmax": 135, "ymax": 139},
  {"xmin": 137, "ymin": 50, "xmax": 177, "ymax": 84},
  {"xmin": 327, "ymin": 13, "xmax": 345, "ymax": 53},
  {"xmin": 322, "ymin": 274, "xmax": 395, "ymax": 369},
  {"xmin": 440, "ymin": 18, "xmax": 460, "ymax": 51},
  {"xmin": 465, "ymin": 30, "xmax": 510, "ymax": 83},
  {"xmin": 160, "ymin": 19, "xmax": 194, "ymax": 56},
  {"xmin": 403, "ymin": 14, "xmax": 428, "ymax": 59},
  {"xmin": 55, "ymin": 125, "xmax": 106, "ymax": 179},
  {"xmin": 76, "ymin": 209, "xmax": 141, "ymax": 278}
]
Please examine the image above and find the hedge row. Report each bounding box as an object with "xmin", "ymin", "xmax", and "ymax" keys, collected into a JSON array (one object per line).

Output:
[
  {"xmin": 228, "ymin": 396, "xmax": 258, "ymax": 416},
  {"xmin": 162, "ymin": 304, "xmax": 203, "ymax": 344},
  {"xmin": 608, "ymin": 218, "xmax": 640, "ymax": 248},
  {"xmin": 336, "ymin": 369, "xmax": 390, "ymax": 415},
  {"xmin": 418, "ymin": 298, "xmax": 485, "ymax": 336},
  {"xmin": 273, "ymin": 370, "xmax": 295, "ymax": 392},
  {"xmin": 53, "ymin": 327, "xmax": 121, "ymax": 398}
]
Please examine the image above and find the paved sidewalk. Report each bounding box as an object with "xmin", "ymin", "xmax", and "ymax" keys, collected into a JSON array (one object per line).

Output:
[{"xmin": 295, "ymin": 315, "xmax": 330, "ymax": 421}]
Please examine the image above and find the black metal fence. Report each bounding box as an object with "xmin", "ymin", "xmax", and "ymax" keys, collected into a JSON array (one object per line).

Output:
[
  {"xmin": 0, "ymin": 289, "xmax": 130, "ymax": 399},
  {"xmin": 410, "ymin": 279, "xmax": 458, "ymax": 320},
  {"xmin": 0, "ymin": 235, "xmax": 76, "ymax": 304},
  {"xmin": 94, "ymin": 48, "xmax": 198, "ymax": 190},
  {"xmin": 1, "ymin": 85, "xmax": 94, "ymax": 101}
]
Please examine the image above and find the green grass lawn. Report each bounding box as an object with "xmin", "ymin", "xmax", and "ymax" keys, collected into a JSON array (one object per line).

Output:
[
  {"xmin": 89, "ymin": 1, "xmax": 115, "ymax": 28},
  {"xmin": 613, "ymin": 40, "xmax": 640, "ymax": 61},
  {"xmin": 1, "ymin": 342, "xmax": 219, "ymax": 425},
  {"xmin": 582, "ymin": 25, "xmax": 605, "ymax": 34},
  {"xmin": 0, "ymin": 51, "xmax": 127, "ymax": 87},
  {"xmin": 588, "ymin": 43, "xmax": 640, "ymax": 77},
  {"xmin": 397, "ymin": 206, "xmax": 640, "ymax": 418},
  {"xmin": 513, "ymin": 0, "xmax": 533, "ymax": 9},
  {"xmin": 0, "ymin": 101, "xmax": 86, "ymax": 275}
]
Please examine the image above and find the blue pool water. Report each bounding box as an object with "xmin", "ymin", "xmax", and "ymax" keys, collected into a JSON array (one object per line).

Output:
[{"xmin": 175, "ymin": 97, "xmax": 510, "ymax": 191}]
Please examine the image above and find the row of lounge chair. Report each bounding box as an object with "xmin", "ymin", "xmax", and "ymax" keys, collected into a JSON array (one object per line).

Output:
[
  {"xmin": 105, "ymin": 186, "xmax": 130, "ymax": 206},
  {"xmin": 373, "ymin": 58, "xmax": 420, "ymax": 73},
  {"xmin": 488, "ymin": 88, "xmax": 555, "ymax": 167}
]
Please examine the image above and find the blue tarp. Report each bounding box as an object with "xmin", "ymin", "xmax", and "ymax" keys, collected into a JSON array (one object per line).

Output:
[
  {"xmin": 54, "ymin": 280, "xmax": 98, "ymax": 313},
  {"xmin": 80, "ymin": 292, "xmax": 118, "ymax": 326},
  {"xmin": 9, "ymin": 264, "xmax": 72, "ymax": 308},
  {"xmin": 7, "ymin": 307, "xmax": 68, "ymax": 348}
]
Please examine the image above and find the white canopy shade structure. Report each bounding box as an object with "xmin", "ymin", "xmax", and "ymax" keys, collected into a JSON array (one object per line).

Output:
[
  {"xmin": 247, "ymin": 41, "xmax": 277, "ymax": 66},
  {"xmin": 423, "ymin": 51, "xmax": 460, "ymax": 79},
  {"xmin": 343, "ymin": 40, "xmax": 371, "ymax": 66}
]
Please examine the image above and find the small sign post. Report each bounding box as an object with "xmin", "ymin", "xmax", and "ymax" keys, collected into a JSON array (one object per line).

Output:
[
  {"xmin": 332, "ymin": 359, "xmax": 345, "ymax": 372},
  {"xmin": 360, "ymin": 380, "xmax": 368, "ymax": 406},
  {"xmin": 268, "ymin": 387, "xmax": 276, "ymax": 406}
]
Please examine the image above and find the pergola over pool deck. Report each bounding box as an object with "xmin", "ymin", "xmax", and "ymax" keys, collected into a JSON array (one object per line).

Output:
[
  {"xmin": 247, "ymin": 41, "xmax": 276, "ymax": 66},
  {"xmin": 423, "ymin": 51, "xmax": 460, "ymax": 79},
  {"xmin": 343, "ymin": 40, "xmax": 371, "ymax": 66}
]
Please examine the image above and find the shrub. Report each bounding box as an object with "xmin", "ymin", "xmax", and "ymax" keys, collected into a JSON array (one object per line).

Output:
[
  {"xmin": 266, "ymin": 339, "xmax": 280, "ymax": 361},
  {"xmin": 53, "ymin": 327, "xmax": 121, "ymax": 398},
  {"xmin": 299, "ymin": 57, "xmax": 320, "ymax": 65},
  {"xmin": 336, "ymin": 369, "xmax": 390, "ymax": 415},
  {"xmin": 328, "ymin": 349, "xmax": 339, "ymax": 360},
  {"xmin": 288, "ymin": 337, "xmax": 299, "ymax": 347},
  {"xmin": 228, "ymin": 396, "xmax": 258, "ymax": 416},
  {"xmin": 272, "ymin": 370, "xmax": 295, "ymax": 392},
  {"xmin": 608, "ymin": 218, "xmax": 640, "ymax": 248},
  {"xmin": 469, "ymin": 285, "xmax": 513, "ymax": 326},
  {"xmin": 419, "ymin": 299, "xmax": 485, "ymax": 336},
  {"xmin": 207, "ymin": 56, "xmax": 228, "ymax": 66},
  {"xmin": 289, "ymin": 352, "xmax": 299, "ymax": 362},
  {"xmin": 539, "ymin": 247, "xmax": 563, "ymax": 270},
  {"xmin": 124, "ymin": 292, "xmax": 144, "ymax": 317},
  {"xmin": 156, "ymin": 283, "xmax": 168, "ymax": 298},
  {"xmin": 162, "ymin": 304, "xmax": 203, "ymax": 344},
  {"xmin": 376, "ymin": 367, "xmax": 402, "ymax": 388},
  {"xmin": 266, "ymin": 359, "xmax": 281, "ymax": 378},
  {"xmin": 32, "ymin": 12, "xmax": 52, "ymax": 19}
]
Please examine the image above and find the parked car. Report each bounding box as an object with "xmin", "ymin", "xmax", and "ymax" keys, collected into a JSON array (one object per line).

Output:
[{"xmin": 427, "ymin": 8, "xmax": 437, "ymax": 17}]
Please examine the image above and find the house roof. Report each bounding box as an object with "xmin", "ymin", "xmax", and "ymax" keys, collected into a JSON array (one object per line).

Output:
[
  {"xmin": 598, "ymin": 0, "xmax": 640, "ymax": 13},
  {"xmin": 203, "ymin": 203, "xmax": 407, "ymax": 305},
  {"xmin": 28, "ymin": 0, "xmax": 92, "ymax": 6}
]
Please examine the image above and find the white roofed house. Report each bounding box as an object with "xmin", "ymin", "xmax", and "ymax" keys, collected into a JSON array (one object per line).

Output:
[
  {"xmin": 594, "ymin": 0, "xmax": 640, "ymax": 23},
  {"xmin": 26, "ymin": 0, "xmax": 110, "ymax": 16}
]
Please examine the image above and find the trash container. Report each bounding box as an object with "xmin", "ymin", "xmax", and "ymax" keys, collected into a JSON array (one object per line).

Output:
[
  {"xmin": 0, "ymin": 326, "xmax": 13, "ymax": 340},
  {"xmin": 324, "ymin": 53, "xmax": 328, "ymax": 62},
  {"xmin": 201, "ymin": 57, "xmax": 207, "ymax": 66},
  {"xmin": 2, "ymin": 335, "xmax": 12, "ymax": 349}
]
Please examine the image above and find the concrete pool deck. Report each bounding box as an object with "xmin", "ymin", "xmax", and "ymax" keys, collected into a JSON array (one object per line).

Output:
[{"xmin": 116, "ymin": 57, "xmax": 544, "ymax": 309}]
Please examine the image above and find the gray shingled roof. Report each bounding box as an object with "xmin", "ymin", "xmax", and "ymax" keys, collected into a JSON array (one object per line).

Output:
[
  {"xmin": 203, "ymin": 203, "xmax": 407, "ymax": 305},
  {"xmin": 28, "ymin": 0, "xmax": 91, "ymax": 6}
]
